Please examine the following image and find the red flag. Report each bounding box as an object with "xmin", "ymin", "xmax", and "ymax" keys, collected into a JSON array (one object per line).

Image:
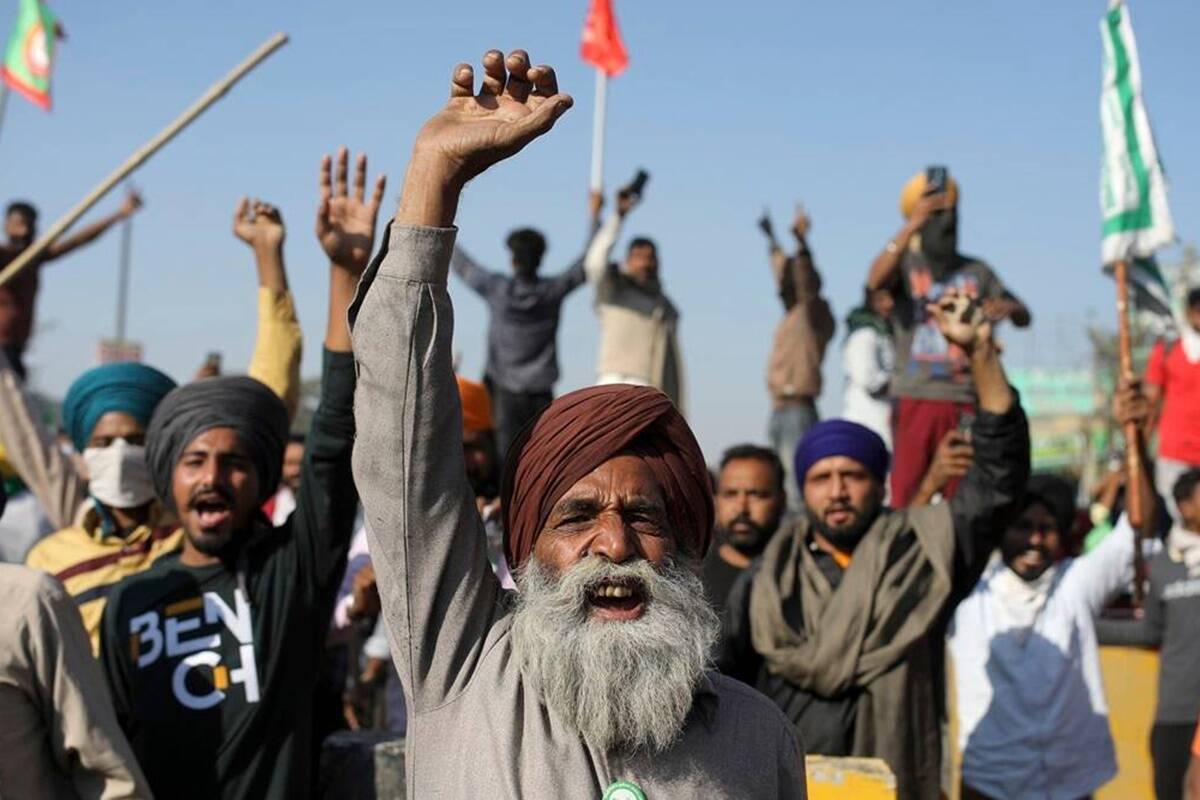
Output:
[{"xmin": 580, "ymin": 0, "xmax": 628, "ymax": 77}]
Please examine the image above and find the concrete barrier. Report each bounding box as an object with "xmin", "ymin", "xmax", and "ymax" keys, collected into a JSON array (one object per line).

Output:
[{"xmin": 806, "ymin": 755, "xmax": 897, "ymax": 799}]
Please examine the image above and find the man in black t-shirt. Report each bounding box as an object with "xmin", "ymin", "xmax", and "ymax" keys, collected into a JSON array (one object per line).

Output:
[
  {"xmin": 98, "ymin": 150, "xmax": 385, "ymax": 800},
  {"xmin": 702, "ymin": 445, "xmax": 786, "ymax": 634}
]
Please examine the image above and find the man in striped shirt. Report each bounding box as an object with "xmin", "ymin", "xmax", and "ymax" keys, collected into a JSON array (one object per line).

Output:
[{"xmin": 24, "ymin": 361, "xmax": 182, "ymax": 653}]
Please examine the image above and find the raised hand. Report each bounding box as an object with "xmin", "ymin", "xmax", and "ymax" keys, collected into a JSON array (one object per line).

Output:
[
  {"xmin": 399, "ymin": 49, "xmax": 572, "ymax": 228},
  {"xmin": 927, "ymin": 288, "xmax": 992, "ymax": 354},
  {"xmin": 119, "ymin": 188, "xmax": 144, "ymax": 219},
  {"xmin": 792, "ymin": 203, "xmax": 811, "ymax": 240},
  {"xmin": 233, "ymin": 197, "xmax": 285, "ymax": 251},
  {"xmin": 1113, "ymin": 379, "xmax": 1152, "ymax": 432},
  {"xmin": 418, "ymin": 49, "xmax": 572, "ymax": 183},
  {"xmin": 316, "ymin": 147, "xmax": 386, "ymax": 275}
]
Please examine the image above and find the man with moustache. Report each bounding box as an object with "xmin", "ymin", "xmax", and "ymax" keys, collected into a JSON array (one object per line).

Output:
[
  {"xmin": 703, "ymin": 445, "xmax": 787, "ymax": 624},
  {"xmin": 719, "ymin": 289, "xmax": 1029, "ymax": 800},
  {"xmin": 97, "ymin": 149, "xmax": 384, "ymax": 799},
  {"xmin": 351, "ymin": 49, "xmax": 805, "ymax": 798}
]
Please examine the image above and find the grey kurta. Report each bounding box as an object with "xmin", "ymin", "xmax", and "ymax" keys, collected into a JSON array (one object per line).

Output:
[
  {"xmin": 0, "ymin": 563, "xmax": 150, "ymax": 799},
  {"xmin": 349, "ymin": 223, "xmax": 806, "ymax": 799}
]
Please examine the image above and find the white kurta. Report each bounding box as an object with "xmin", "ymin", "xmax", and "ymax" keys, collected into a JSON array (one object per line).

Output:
[
  {"xmin": 948, "ymin": 516, "xmax": 1135, "ymax": 799},
  {"xmin": 841, "ymin": 326, "xmax": 894, "ymax": 449}
]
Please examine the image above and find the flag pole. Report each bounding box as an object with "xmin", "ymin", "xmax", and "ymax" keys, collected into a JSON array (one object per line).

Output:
[
  {"xmin": 114, "ymin": 209, "xmax": 131, "ymax": 343},
  {"xmin": 589, "ymin": 68, "xmax": 607, "ymax": 192},
  {"xmin": 0, "ymin": 83, "xmax": 9, "ymax": 145},
  {"xmin": 1114, "ymin": 258, "xmax": 1147, "ymax": 604},
  {"xmin": 0, "ymin": 32, "xmax": 289, "ymax": 290}
]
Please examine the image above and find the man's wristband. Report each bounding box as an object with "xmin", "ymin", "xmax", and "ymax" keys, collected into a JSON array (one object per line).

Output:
[{"xmin": 884, "ymin": 240, "xmax": 900, "ymax": 255}]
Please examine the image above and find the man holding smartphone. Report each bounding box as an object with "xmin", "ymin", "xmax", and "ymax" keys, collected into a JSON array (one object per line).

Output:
[
  {"xmin": 865, "ymin": 167, "xmax": 1030, "ymax": 506},
  {"xmin": 584, "ymin": 171, "xmax": 688, "ymax": 411}
]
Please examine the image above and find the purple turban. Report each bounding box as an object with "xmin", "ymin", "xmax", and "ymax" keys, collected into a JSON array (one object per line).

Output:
[{"xmin": 794, "ymin": 419, "xmax": 890, "ymax": 487}]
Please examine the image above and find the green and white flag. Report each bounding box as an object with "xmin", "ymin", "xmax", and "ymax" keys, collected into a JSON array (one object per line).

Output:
[
  {"xmin": 0, "ymin": 0, "xmax": 58, "ymax": 110},
  {"xmin": 1103, "ymin": 256, "xmax": 1172, "ymax": 321},
  {"xmin": 1099, "ymin": 0, "xmax": 1174, "ymax": 265}
]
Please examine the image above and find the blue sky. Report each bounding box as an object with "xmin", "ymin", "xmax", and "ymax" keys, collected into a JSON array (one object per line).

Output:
[{"xmin": 5, "ymin": 0, "xmax": 1199, "ymax": 459}]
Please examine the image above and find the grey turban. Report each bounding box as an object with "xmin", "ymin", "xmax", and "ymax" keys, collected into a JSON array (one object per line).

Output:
[{"xmin": 146, "ymin": 376, "xmax": 289, "ymax": 509}]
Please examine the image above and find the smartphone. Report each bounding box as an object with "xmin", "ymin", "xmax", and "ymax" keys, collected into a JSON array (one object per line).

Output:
[
  {"xmin": 926, "ymin": 165, "xmax": 948, "ymax": 195},
  {"xmin": 627, "ymin": 169, "xmax": 649, "ymax": 197},
  {"xmin": 205, "ymin": 351, "xmax": 222, "ymax": 372},
  {"xmin": 956, "ymin": 410, "xmax": 975, "ymax": 439}
]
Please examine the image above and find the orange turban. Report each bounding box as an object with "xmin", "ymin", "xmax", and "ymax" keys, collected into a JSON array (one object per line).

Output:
[
  {"xmin": 899, "ymin": 171, "xmax": 959, "ymax": 218},
  {"xmin": 500, "ymin": 384, "xmax": 713, "ymax": 571},
  {"xmin": 456, "ymin": 376, "xmax": 493, "ymax": 434}
]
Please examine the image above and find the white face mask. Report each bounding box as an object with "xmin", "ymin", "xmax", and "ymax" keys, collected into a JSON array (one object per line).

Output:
[{"xmin": 82, "ymin": 439, "xmax": 156, "ymax": 509}]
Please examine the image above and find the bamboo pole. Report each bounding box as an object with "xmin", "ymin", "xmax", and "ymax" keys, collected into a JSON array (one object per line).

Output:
[
  {"xmin": 0, "ymin": 32, "xmax": 289, "ymax": 290},
  {"xmin": 1114, "ymin": 259, "xmax": 1147, "ymax": 604}
]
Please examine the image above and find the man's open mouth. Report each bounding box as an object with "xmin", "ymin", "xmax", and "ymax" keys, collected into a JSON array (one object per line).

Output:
[
  {"xmin": 192, "ymin": 496, "xmax": 232, "ymax": 530},
  {"xmin": 586, "ymin": 578, "xmax": 648, "ymax": 622}
]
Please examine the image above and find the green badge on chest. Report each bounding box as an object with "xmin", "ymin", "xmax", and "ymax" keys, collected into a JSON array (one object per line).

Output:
[{"xmin": 602, "ymin": 780, "xmax": 647, "ymax": 800}]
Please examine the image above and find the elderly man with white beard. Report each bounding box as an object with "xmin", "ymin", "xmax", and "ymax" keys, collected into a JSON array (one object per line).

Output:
[{"xmin": 350, "ymin": 49, "xmax": 806, "ymax": 798}]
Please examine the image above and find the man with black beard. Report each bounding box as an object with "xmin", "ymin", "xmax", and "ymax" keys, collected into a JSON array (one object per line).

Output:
[
  {"xmin": 719, "ymin": 290, "xmax": 1029, "ymax": 800},
  {"xmin": 704, "ymin": 444, "xmax": 787, "ymax": 624},
  {"xmin": 97, "ymin": 150, "xmax": 383, "ymax": 799},
  {"xmin": 351, "ymin": 49, "xmax": 805, "ymax": 798},
  {"xmin": 865, "ymin": 168, "xmax": 1030, "ymax": 506}
]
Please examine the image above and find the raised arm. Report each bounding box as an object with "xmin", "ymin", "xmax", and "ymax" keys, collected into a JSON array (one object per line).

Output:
[
  {"xmin": 865, "ymin": 192, "xmax": 950, "ymax": 291},
  {"xmin": 235, "ymin": 198, "xmax": 304, "ymax": 422},
  {"xmin": 546, "ymin": 191, "xmax": 605, "ymax": 296},
  {"xmin": 450, "ymin": 243, "xmax": 497, "ymax": 294},
  {"xmin": 284, "ymin": 148, "xmax": 386, "ymax": 628},
  {"xmin": 349, "ymin": 49, "xmax": 571, "ymax": 712},
  {"xmin": 929, "ymin": 291, "xmax": 1030, "ymax": 587},
  {"xmin": 0, "ymin": 349, "xmax": 85, "ymax": 530},
  {"xmin": 583, "ymin": 188, "xmax": 639, "ymax": 285},
  {"xmin": 43, "ymin": 190, "xmax": 142, "ymax": 262}
]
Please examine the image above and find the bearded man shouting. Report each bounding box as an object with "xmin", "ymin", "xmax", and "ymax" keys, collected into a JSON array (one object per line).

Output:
[
  {"xmin": 350, "ymin": 49, "xmax": 805, "ymax": 798},
  {"xmin": 719, "ymin": 289, "xmax": 1029, "ymax": 800}
]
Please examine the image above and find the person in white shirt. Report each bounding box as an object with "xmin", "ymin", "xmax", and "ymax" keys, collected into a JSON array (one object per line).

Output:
[
  {"xmin": 842, "ymin": 287, "xmax": 895, "ymax": 449},
  {"xmin": 948, "ymin": 383, "xmax": 1152, "ymax": 800}
]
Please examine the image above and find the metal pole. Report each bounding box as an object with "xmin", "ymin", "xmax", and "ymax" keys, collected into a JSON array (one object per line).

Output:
[
  {"xmin": 589, "ymin": 69, "xmax": 607, "ymax": 192},
  {"xmin": 0, "ymin": 83, "xmax": 9, "ymax": 145},
  {"xmin": 115, "ymin": 212, "xmax": 131, "ymax": 342}
]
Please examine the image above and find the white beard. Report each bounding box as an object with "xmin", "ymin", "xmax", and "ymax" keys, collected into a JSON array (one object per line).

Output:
[{"xmin": 510, "ymin": 555, "xmax": 719, "ymax": 754}]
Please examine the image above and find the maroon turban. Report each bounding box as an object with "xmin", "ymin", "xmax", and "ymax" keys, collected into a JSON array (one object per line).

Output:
[{"xmin": 500, "ymin": 384, "xmax": 713, "ymax": 571}]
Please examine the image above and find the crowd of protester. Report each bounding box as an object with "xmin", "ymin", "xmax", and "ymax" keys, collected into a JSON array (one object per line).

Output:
[{"xmin": 2, "ymin": 47, "xmax": 1200, "ymax": 800}]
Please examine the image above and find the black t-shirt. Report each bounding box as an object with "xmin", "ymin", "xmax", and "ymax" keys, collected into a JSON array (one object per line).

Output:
[
  {"xmin": 701, "ymin": 547, "xmax": 745, "ymax": 624},
  {"xmin": 100, "ymin": 350, "xmax": 358, "ymax": 800}
]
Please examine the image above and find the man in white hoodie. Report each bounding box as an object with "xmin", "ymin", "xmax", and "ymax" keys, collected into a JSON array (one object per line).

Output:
[{"xmin": 948, "ymin": 382, "xmax": 1152, "ymax": 800}]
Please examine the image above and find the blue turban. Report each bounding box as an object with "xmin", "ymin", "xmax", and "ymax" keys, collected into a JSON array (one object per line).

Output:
[
  {"xmin": 62, "ymin": 362, "xmax": 177, "ymax": 451},
  {"xmin": 794, "ymin": 419, "xmax": 890, "ymax": 487}
]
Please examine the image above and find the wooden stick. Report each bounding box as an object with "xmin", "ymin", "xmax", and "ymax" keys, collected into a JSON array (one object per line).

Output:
[
  {"xmin": 1114, "ymin": 259, "xmax": 1147, "ymax": 604},
  {"xmin": 0, "ymin": 32, "xmax": 289, "ymax": 290}
]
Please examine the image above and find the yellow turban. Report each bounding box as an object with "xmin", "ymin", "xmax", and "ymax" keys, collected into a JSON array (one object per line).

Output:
[{"xmin": 899, "ymin": 171, "xmax": 959, "ymax": 218}]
